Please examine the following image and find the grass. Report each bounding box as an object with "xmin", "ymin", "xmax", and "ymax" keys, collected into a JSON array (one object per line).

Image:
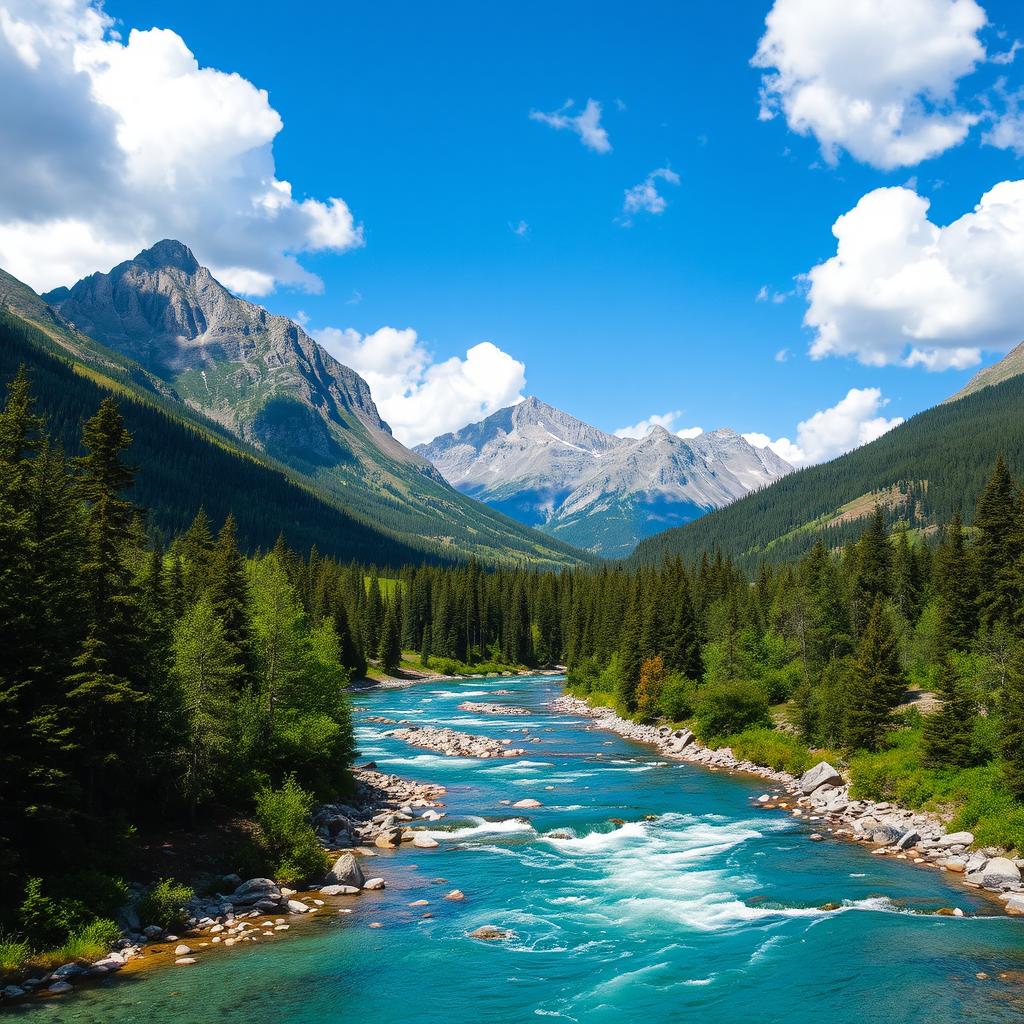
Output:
[
  {"xmin": 0, "ymin": 937, "xmax": 30, "ymax": 974},
  {"xmin": 0, "ymin": 919, "xmax": 121, "ymax": 978}
]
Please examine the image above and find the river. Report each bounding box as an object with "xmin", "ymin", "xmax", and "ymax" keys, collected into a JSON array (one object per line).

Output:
[{"xmin": 14, "ymin": 674, "xmax": 1024, "ymax": 1023}]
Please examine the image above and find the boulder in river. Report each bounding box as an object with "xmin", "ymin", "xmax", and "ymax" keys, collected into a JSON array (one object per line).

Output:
[
  {"xmin": 513, "ymin": 798, "xmax": 542, "ymax": 808},
  {"xmin": 363, "ymin": 877, "xmax": 386, "ymax": 890},
  {"xmin": 799, "ymin": 761, "xmax": 843, "ymax": 795},
  {"xmin": 468, "ymin": 925, "xmax": 515, "ymax": 941},
  {"xmin": 324, "ymin": 853, "xmax": 365, "ymax": 888},
  {"xmin": 413, "ymin": 834, "xmax": 440, "ymax": 848},
  {"xmin": 320, "ymin": 884, "xmax": 360, "ymax": 896},
  {"xmin": 967, "ymin": 857, "xmax": 1021, "ymax": 888}
]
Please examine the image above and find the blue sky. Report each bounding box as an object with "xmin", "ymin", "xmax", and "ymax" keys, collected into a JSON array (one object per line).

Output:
[{"xmin": 6, "ymin": 1, "xmax": 1024, "ymax": 459}]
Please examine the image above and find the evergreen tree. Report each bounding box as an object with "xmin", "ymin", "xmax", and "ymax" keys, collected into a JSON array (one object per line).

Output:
[
  {"xmin": 379, "ymin": 601, "xmax": 401, "ymax": 672},
  {"xmin": 932, "ymin": 513, "xmax": 976, "ymax": 654},
  {"xmin": 851, "ymin": 507, "xmax": 891, "ymax": 636},
  {"xmin": 922, "ymin": 657, "xmax": 977, "ymax": 769},
  {"xmin": 974, "ymin": 455, "xmax": 1020, "ymax": 628},
  {"xmin": 1002, "ymin": 642, "xmax": 1024, "ymax": 801},
  {"xmin": 844, "ymin": 597, "xmax": 904, "ymax": 751},
  {"xmin": 208, "ymin": 513, "xmax": 254, "ymax": 687},
  {"xmin": 171, "ymin": 597, "xmax": 237, "ymax": 820}
]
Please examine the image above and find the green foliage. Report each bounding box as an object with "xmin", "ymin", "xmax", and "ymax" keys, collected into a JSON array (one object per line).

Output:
[
  {"xmin": 253, "ymin": 777, "xmax": 327, "ymax": 886},
  {"xmin": 52, "ymin": 919, "xmax": 121, "ymax": 964},
  {"xmin": 631, "ymin": 373, "xmax": 1024, "ymax": 570},
  {"xmin": 0, "ymin": 935, "xmax": 30, "ymax": 973},
  {"xmin": 18, "ymin": 878, "xmax": 87, "ymax": 948},
  {"xmin": 693, "ymin": 681, "xmax": 772, "ymax": 743},
  {"xmin": 725, "ymin": 727, "xmax": 814, "ymax": 775},
  {"xmin": 137, "ymin": 879, "xmax": 193, "ymax": 931},
  {"xmin": 657, "ymin": 674, "xmax": 698, "ymax": 723}
]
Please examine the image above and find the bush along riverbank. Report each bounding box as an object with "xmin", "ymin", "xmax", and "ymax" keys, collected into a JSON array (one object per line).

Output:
[
  {"xmin": 552, "ymin": 693, "xmax": 1024, "ymax": 917},
  {"xmin": 0, "ymin": 766, "xmax": 446, "ymax": 1005}
]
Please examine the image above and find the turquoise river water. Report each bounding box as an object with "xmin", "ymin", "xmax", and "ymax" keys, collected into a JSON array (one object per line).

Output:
[{"xmin": 13, "ymin": 674, "xmax": 1024, "ymax": 1023}]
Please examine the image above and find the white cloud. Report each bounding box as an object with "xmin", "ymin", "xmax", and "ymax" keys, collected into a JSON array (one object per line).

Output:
[
  {"xmin": 529, "ymin": 98, "xmax": 611, "ymax": 153},
  {"xmin": 805, "ymin": 180, "xmax": 1024, "ymax": 370},
  {"xmin": 774, "ymin": 347, "xmax": 791, "ymax": 362},
  {"xmin": 614, "ymin": 410, "xmax": 702, "ymax": 440},
  {"xmin": 313, "ymin": 326, "xmax": 526, "ymax": 447},
  {"xmin": 0, "ymin": 0, "xmax": 362, "ymax": 294},
  {"xmin": 757, "ymin": 284, "xmax": 792, "ymax": 304},
  {"xmin": 744, "ymin": 387, "xmax": 903, "ymax": 467},
  {"xmin": 510, "ymin": 219, "xmax": 529, "ymax": 237},
  {"xmin": 752, "ymin": 0, "xmax": 986, "ymax": 169},
  {"xmin": 620, "ymin": 168, "xmax": 680, "ymax": 224}
]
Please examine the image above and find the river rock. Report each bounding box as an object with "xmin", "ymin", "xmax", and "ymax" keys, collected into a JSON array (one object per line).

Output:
[
  {"xmin": 324, "ymin": 853, "xmax": 365, "ymax": 888},
  {"xmin": 967, "ymin": 857, "xmax": 1021, "ymax": 888},
  {"xmin": 230, "ymin": 878, "xmax": 281, "ymax": 905},
  {"xmin": 468, "ymin": 925, "xmax": 514, "ymax": 941},
  {"xmin": 319, "ymin": 884, "xmax": 360, "ymax": 896},
  {"xmin": 174, "ymin": 957, "xmax": 197, "ymax": 966},
  {"xmin": 174, "ymin": 944, "xmax": 192, "ymax": 956},
  {"xmin": 2, "ymin": 986, "xmax": 26, "ymax": 999},
  {"xmin": 287, "ymin": 899, "xmax": 310, "ymax": 914},
  {"xmin": 413, "ymin": 834, "xmax": 440, "ymax": 848},
  {"xmin": 363, "ymin": 877, "xmax": 386, "ymax": 890},
  {"xmin": 52, "ymin": 963, "xmax": 85, "ymax": 979},
  {"xmin": 1005, "ymin": 894, "xmax": 1024, "ymax": 915},
  {"xmin": 47, "ymin": 981, "xmax": 73, "ymax": 994},
  {"xmin": 895, "ymin": 829, "xmax": 920, "ymax": 850},
  {"xmin": 799, "ymin": 761, "xmax": 843, "ymax": 795},
  {"xmin": 928, "ymin": 831, "xmax": 975, "ymax": 849},
  {"xmin": 513, "ymin": 798, "xmax": 542, "ymax": 808},
  {"xmin": 445, "ymin": 889, "xmax": 465, "ymax": 901}
]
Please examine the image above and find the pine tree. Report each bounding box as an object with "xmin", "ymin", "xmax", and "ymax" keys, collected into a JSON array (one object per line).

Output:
[
  {"xmin": 179, "ymin": 507, "xmax": 214, "ymax": 604},
  {"xmin": 420, "ymin": 621, "xmax": 432, "ymax": 667},
  {"xmin": 974, "ymin": 456, "xmax": 1020, "ymax": 629},
  {"xmin": 616, "ymin": 586, "xmax": 643, "ymax": 711},
  {"xmin": 932, "ymin": 513, "xmax": 976, "ymax": 654},
  {"xmin": 171, "ymin": 597, "xmax": 237, "ymax": 820},
  {"xmin": 208, "ymin": 513, "xmax": 254, "ymax": 687},
  {"xmin": 844, "ymin": 597, "xmax": 904, "ymax": 752},
  {"xmin": 851, "ymin": 507, "xmax": 891, "ymax": 636},
  {"xmin": 1001, "ymin": 642, "xmax": 1024, "ymax": 801},
  {"xmin": 364, "ymin": 574, "xmax": 383, "ymax": 656},
  {"xmin": 379, "ymin": 601, "xmax": 401, "ymax": 673},
  {"xmin": 922, "ymin": 657, "xmax": 977, "ymax": 769}
]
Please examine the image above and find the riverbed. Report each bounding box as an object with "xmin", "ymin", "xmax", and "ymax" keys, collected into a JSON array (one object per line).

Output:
[{"xmin": 15, "ymin": 674, "xmax": 1024, "ymax": 1023}]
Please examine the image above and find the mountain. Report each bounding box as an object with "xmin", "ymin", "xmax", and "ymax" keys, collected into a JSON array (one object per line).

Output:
[
  {"xmin": 8, "ymin": 243, "xmax": 590, "ymax": 569},
  {"xmin": 630, "ymin": 372, "xmax": 1024, "ymax": 570},
  {"xmin": 948, "ymin": 341, "xmax": 1024, "ymax": 402},
  {"xmin": 415, "ymin": 397, "xmax": 792, "ymax": 557}
]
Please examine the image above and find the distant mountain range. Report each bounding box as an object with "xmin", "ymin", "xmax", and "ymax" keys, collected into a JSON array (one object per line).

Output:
[
  {"xmin": 1, "ymin": 241, "xmax": 589, "ymax": 568},
  {"xmin": 630, "ymin": 344, "xmax": 1024, "ymax": 569},
  {"xmin": 415, "ymin": 397, "xmax": 792, "ymax": 556}
]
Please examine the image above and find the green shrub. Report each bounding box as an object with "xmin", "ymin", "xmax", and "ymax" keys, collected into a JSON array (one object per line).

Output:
[
  {"xmin": 0, "ymin": 935, "xmax": 30, "ymax": 973},
  {"xmin": 693, "ymin": 681, "xmax": 771, "ymax": 743},
  {"xmin": 53, "ymin": 919, "xmax": 120, "ymax": 963},
  {"xmin": 18, "ymin": 878, "xmax": 89, "ymax": 948},
  {"xmin": 726, "ymin": 727, "xmax": 814, "ymax": 774},
  {"xmin": 136, "ymin": 879, "xmax": 194, "ymax": 931},
  {"xmin": 254, "ymin": 776, "xmax": 327, "ymax": 885},
  {"xmin": 657, "ymin": 674, "xmax": 698, "ymax": 722}
]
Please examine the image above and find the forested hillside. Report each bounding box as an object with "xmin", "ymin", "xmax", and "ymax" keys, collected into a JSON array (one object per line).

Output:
[
  {"xmin": 0, "ymin": 313, "xmax": 436, "ymax": 566},
  {"xmin": 630, "ymin": 374, "xmax": 1024, "ymax": 568}
]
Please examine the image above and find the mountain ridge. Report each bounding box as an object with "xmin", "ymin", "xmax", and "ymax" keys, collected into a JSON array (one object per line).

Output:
[
  {"xmin": 416, "ymin": 396, "xmax": 792, "ymax": 556},
  {"xmin": 14, "ymin": 243, "xmax": 591, "ymax": 569}
]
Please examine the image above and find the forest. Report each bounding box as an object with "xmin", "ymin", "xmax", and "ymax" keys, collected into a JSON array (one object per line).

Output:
[{"xmin": 3, "ymin": 364, "xmax": 1024, "ymax": 970}]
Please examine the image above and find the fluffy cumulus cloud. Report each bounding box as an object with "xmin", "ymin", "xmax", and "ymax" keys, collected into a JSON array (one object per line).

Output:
[
  {"xmin": 0, "ymin": 0, "xmax": 362, "ymax": 294},
  {"xmin": 752, "ymin": 0, "xmax": 986, "ymax": 169},
  {"xmin": 529, "ymin": 98, "xmax": 611, "ymax": 153},
  {"xmin": 614, "ymin": 410, "xmax": 702, "ymax": 440},
  {"xmin": 620, "ymin": 168, "xmax": 680, "ymax": 224},
  {"xmin": 805, "ymin": 180, "xmax": 1024, "ymax": 370},
  {"xmin": 744, "ymin": 387, "xmax": 903, "ymax": 467},
  {"xmin": 313, "ymin": 326, "xmax": 526, "ymax": 447}
]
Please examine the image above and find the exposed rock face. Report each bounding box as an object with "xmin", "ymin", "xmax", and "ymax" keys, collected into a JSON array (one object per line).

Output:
[
  {"xmin": 416, "ymin": 397, "xmax": 792, "ymax": 556},
  {"xmin": 41, "ymin": 242, "xmax": 583, "ymax": 567}
]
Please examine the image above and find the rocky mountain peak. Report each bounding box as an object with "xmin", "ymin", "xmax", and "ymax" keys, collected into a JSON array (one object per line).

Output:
[{"xmin": 133, "ymin": 239, "xmax": 200, "ymax": 274}]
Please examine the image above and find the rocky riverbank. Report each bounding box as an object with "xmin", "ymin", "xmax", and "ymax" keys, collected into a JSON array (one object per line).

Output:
[
  {"xmin": 0, "ymin": 765, "xmax": 448, "ymax": 1005},
  {"xmin": 551, "ymin": 693, "xmax": 1024, "ymax": 917},
  {"xmin": 385, "ymin": 725, "xmax": 526, "ymax": 759}
]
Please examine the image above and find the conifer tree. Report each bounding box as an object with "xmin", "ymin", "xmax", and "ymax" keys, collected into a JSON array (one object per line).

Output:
[
  {"xmin": 974, "ymin": 455, "xmax": 1020, "ymax": 628},
  {"xmin": 932, "ymin": 513, "xmax": 976, "ymax": 654},
  {"xmin": 379, "ymin": 601, "xmax": 401, "ymax": 672},
  {"xmin": 208, "ymin": 513, "xmax": 254, "ymax": 687},
  {"xmin": 844, "ymin": 597, "xmax": 904, "ymax": 751},
  {"xmin": 851, "ymin": 506, "xmax": 891, "ymax": 636},
  {"xmin": 1002, "ymin": 642, "xmax": 1024, "ymax": 801},
  {"xmin": 171, "ymin": 597, "xmax": 237, "ymax": 820},
  {"xmin": 922, "ymin": 657, "xmax": 977, "ymax": 769}
]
